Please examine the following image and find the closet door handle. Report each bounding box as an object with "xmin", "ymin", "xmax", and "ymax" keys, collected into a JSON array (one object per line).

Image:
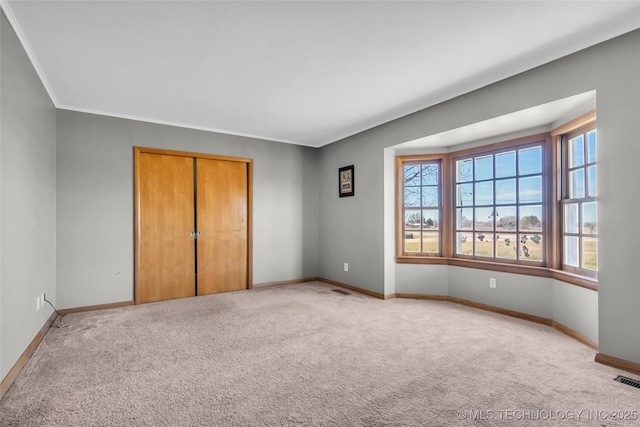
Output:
[
  {"xmin": 190, "ymin": 231, "xmax": 196, "ymax": 238},
  {"xmin": 196, "ymin": 231, "xmax": 202, "ymax": 238}
]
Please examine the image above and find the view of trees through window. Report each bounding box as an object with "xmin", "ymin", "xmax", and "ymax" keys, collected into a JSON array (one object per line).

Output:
[
  {"xmin": 455, "ymin": 144, "xmax": 544, "ymax": 262},
  {"xmin": 398, "ymin": 114, "xmax": 597, "ymax": 283},
  {"xmin": 403, "ymin": 161, "xmax": 440, "ymax": 254}
]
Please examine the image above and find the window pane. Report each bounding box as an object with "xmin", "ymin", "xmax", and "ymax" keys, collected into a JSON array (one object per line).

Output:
[
  {"xmin": 564, "ymin": 236, "xmax": 579, "ymax": 267},
  {"xmin": 495, "ymin": 151, "xmax": 516, "ymax": 178},
  {"xmin": 457, "ymin": 159, "xmax": 473, "ymax": 183},
  {"xmin": 587, "ymin": 165, "xmax": 597, "ymax": 197},
  {"xmin": 456, "ymin": 183, "xmax": 473, "ymax": 207},
  {"xmin": 520, "ymin": 233, "xmax": 542, "ymax": 261},
  {"xmin": 475, "ymin": 155, "xmax": 493, "ymax": 181},
  {"xmin": 405, "ymin": 210, "xmax": 421, "ymax": 230},
  {"xmin": 456, "ymin": 232, "xmax": 472, "ymax": 255},
  {"xmin": 582, "ymin": 202, "xmax": 597, "ymax": 235},
  {"xmin": 519, "ymin": 205, "xmax": 542, "ymax": 232},
  {"xmin": 496, "ymin": 178, "xmax": 516, "ymax": 204},
  {"xmin": 564, "ymin": 203, "xmax": 579, "ymax": 234},
  {"xmin": 422, "ymin": 232, "xmax": 439, "ymax": 253},
  {"xmin": 569, "ymin": 135, "xmax": 585, "ymax": 168},
  {"xmin": 404, "ymin": 164, "xmax": 421, "ymax": 186},
  {"xmin": 519, "ymin": 176, "xmax": 542, "ymax": 203},
  {"xmin": 519, "ymin": 146, "xmax": 542, "ymax": 175},
  {"xmin": 582, "ymin": 237, "xmax": 598, "ymax": 271},
  {"xmin": 404, "ymin": 187, "xmax": 420, "ymax": 207},
  {"xmin": 569, "ymin": 169, "xmax": 585, "ymax": 199},
  {"xmin": 475, "ymin": 208, "xmax": 493, "ymax": 231},
  {"xmin": 475, "ymin": 181, "xmax": 493, "ymax": 205},
  {"xmin": 422, "ymin": 164, "xmax": 438, "ymax": 186},
  {"xmin": 587, "ymin": 130, "xmax": 597, "ymax": 164},
  {"xmin": 496, "ymin": 233, "xmax": 517, "ymax": 260},
  {"xmin": 475, "ymin": 207, "xmax": 494, "ymax": 231},
  {"xmin": 422, "ymin": 187, "xmax": 439, "ymax": 207},
  {"xmin": 422, "ymin": 209, "xmax": 439, "ymax": 230},
  {"xmin": 475, "ymin": 232, "xmax": 493, "ymax": 257},
  {"xmin": 457, "ymin": 208, "xmax": 472, "ymax": 230},
  {"xmin": 495, "ymin": 206, "xmax": 516, "ymax": 231},
  {"xmin": 404, "ymin": 231, "xmax": 420, "ymax": 253}
]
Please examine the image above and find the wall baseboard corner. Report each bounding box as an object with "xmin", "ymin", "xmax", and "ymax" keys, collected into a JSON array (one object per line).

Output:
[
  {"xmin": 595, "ymin": 353, "xmax": 640, "ymax": 376},
  {"xmin": 551, "ymin": 320, "xmax": 598, "ymax": 350},
  {"xmin": 0, "ymin": 311, "xmax": 57, "ymax": 401}
]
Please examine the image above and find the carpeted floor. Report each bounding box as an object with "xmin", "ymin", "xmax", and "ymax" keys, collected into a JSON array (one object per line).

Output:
[{"xmin": 1, "ymin": 281, "xmax": 639, "ymax": 426}]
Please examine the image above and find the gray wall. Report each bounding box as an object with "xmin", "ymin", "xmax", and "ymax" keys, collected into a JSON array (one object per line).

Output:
[
  {"xmin": 318, "ymin": 29, "xmax": 640, "ymax": 362},
  {"xmin": 0, "ymin": 12, "xmax": 57, "ymax": 381},
  {"xmin": 318, "ymin": 139, "xmax": 387, "ymax": 294},
  {"xmin": 56, "ymin": 111, "xmax": 319, "ymax": 309}
]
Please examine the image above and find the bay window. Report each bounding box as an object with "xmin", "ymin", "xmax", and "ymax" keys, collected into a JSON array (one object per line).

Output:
[{"xmin": 396, "ymin": 111, "xmax": 597, "ymax": 288}]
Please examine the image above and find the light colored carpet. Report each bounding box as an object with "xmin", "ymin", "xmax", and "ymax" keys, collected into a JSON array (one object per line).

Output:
[{"xmin": 1, "ymin": 281, "xmax": 639, "ymax": 426}]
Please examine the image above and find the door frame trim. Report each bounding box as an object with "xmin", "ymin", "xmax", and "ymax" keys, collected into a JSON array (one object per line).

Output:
[{"xmin": 134, "ymin": 146, "xmax": 254, "ymax": 304}]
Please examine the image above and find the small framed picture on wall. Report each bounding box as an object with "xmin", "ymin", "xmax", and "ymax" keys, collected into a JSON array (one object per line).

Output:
[{"xmin": 339, "ymin": 165, "xmax": 354, "ymax": 197}]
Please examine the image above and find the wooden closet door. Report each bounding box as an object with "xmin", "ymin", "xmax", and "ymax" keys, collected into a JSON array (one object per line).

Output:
[
  {"xmin": 137, "ymin": 153, "xmax": 196, "ymax": 303},
  {"xmin": 196, "ymin": 158, "xmax": 248, "ymax": 295}
]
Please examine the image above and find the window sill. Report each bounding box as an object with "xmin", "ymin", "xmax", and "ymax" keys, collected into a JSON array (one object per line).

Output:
[{"xmin": 396, "ymin": 256, "xmax": 597, "ymax": 291}]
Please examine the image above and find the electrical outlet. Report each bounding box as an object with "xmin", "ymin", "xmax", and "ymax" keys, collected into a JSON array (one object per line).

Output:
[
  {"xmin": 489, "ymin": 278, "xmax": 497, "ymax": 289},
  {"xmin": 36, "ymin": 296, "xmax": 40, "ymax": 311},
  {"xmin": 344, "ymin": 263, "xmax": 349, "ymax": 272}
]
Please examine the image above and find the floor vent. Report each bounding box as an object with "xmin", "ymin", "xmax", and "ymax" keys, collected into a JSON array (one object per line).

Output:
[
  {"xmin": 614, "ymin": 375, "xmax": 640, "ymax": 389},
  {"xmin": 332, "ymin": 289, "xmax": 351, "ymax": 295}
]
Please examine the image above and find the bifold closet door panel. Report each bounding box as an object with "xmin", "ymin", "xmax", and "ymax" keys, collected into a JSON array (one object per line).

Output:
[
  {"xmin": 138, "ymin": 153, "xmax": 196, "ymax": 303},
  {"xmin": 196, "ymin": 158, "xmax": 248, "ymax": 295}
]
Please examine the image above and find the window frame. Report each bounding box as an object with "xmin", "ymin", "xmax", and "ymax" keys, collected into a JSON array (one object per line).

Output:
[
  {"xmin": 560, "ymin": 123, "xmax": 598, "ymax": 279},
  {"xmin": 396, "ymin": 155, "xmax": 447, "ymax": 258},
  {"xmin": 399, "ymin": 159, "xmax": 443, "ymax": 256},
  {"xmin": 396, "ymin": 111, "xmax": 597, "ymax": 290},
  {"xmin": 452, "ymin": 140, "xmax": 547, "ymax": 266}
]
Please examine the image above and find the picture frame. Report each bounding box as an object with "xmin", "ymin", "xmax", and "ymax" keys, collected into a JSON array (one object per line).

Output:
[{"xmin": 339, "ymin": 165, "xmax": 354, "ymax": 197}]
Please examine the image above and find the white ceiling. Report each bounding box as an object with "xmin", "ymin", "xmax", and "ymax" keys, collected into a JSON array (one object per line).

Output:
[
  {"xmin": 2, "ymin": 1, "xmax": 640, "ymax": 148},
  {"xmin": 395, "ymin": 91, "xmax": 597, "ymax": 151}
]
